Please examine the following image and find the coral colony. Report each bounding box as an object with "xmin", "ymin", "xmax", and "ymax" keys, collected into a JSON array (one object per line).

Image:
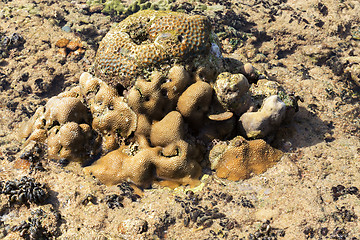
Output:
[{"xmin": 21, "ymin": 10, "xmax": 298, "ymax": 188}]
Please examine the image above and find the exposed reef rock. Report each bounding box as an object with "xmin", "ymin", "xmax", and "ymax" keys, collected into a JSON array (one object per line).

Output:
[
  {"xmin": 239, "ymin": 95, "xmax": 286, "ymax": 139},
  {"xmin": 21, "ymin": 10, "xmax": 299, "ymax": 188},
  {"xmin": 214, "ymin": 72, "xmax": 251, "ymax": 116}
]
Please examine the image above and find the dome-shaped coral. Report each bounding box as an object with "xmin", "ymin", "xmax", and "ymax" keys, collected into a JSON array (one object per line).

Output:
[
  {"xmin": 47, "ymin": 122, "xmax": 97, "ymax": 162},
  {"xmin": 177, "ymin": 81, "xmax": 213, "ymax": 128},
  {"xmin": 80, "ymin": 72, "xmax": 137, "ymax": 151},
  {"xmin": 20, "ymin": 91, "xmax": 92, "ymax": 151},
  {"xmin": 154, "ymin": 140, "xmax": 202, "ymax": 185},
  {"xmin": 127, "ymin": 71, "xmax": 169, "ymax": 120},
  {"xmin": 150, "ymin": 111, "xmax": 184, "ymax": 147},
  {"xmin": 161, "ymin": 65, "xmax": 191, "ymax": 103},
  {"xmin": 92, "ymin": 10, "xmax": 213, "ymax": 88}
]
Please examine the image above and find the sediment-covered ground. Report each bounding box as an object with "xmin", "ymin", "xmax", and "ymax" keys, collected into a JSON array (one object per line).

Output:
[{"xmin": 0, "ymin": 0, "xmax": 359, "ymax": 239}]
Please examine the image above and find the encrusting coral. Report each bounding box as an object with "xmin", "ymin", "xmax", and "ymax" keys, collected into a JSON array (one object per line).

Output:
[
  {"xmin": 21, "ymin": 10, "xmax": 299, "ymax": 187},
  {"xmin": 84, "ymin": 136, "xmax": 202, "ymax": 187},
  {"xmin": 209, "ymin": 136, "xmax": 283, "ymax": 181}
]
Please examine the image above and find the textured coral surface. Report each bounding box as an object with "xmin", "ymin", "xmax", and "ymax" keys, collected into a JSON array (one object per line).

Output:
[
  {"xmin": 1, "ymin": 0, "xmax": 360, "ymax": 239},
  {"xmin": 21, "ymin": 10, "xmax": 296, "ymax": 188},
  {"xmin": 92, "ymin": 10, "xmax": 212, "ymax": 88},
  {"xmin": 17, "ymin": 10, "xmax": 296, "ymax": 187}
]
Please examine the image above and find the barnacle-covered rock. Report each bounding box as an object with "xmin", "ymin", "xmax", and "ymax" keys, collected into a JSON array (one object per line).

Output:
[
  {"xmin": 214, "ymin": 72, "xmax": 251, "ymax": 115},
  {"xmin": 250, "ymin": 79, "xmax": 299, "ymax": 119},
  {"xmin": 91, "ymin": 10, "xmax": 215, "ymax": 88},
  {"xmin": 238, "ymin": 95, "xmax": 286, "ymax": 139},
  {"xmin": 209, "ymin": 136, "xmax": 283, "ymax": 181}
]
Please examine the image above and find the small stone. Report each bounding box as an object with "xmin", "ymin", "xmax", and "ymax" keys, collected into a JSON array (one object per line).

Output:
[
  {"xmin": 57, "ymin": 47, "xmax": 67, "ymax": 57},
  {"xmin": 62, "ymin": 26, "xmax": 71, "ymax": 33},
  {"xmin": 55, "ymin": 38, "xmax": 70, "ymax": 48},
  {"xmin": 244, "ymin": 63, "xmax": 255, "ymax": 76},
  {"xmin": 208, "ymin": 111, "xmax": 233, "ymax": 121},
  {"xmin": 89, "ymin": 4, "xmax": 104, "ymax": 13},
  {"xmin": 118, "ymin": 218, "xmax": 148, "ymax": 234},
  {"xmin": 320, "ymin": 227, "xmax": 328, "ymax": 236},
  {"xmin": 66, "ymin": 41, "xmax": 81, "ymax": 51},
  {"xmin": 324, "ymin": 132, "xmax": 334, "ymax": 142}
]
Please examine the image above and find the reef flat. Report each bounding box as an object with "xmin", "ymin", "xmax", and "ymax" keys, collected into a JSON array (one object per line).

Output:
[{"xmin": 0, "ymin": 0, "xmax": 359, "ymax": 239}]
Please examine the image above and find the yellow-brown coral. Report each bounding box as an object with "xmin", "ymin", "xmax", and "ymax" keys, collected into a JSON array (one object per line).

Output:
[
  {"xmin": 127, "ymin": 71, "xmax": 169, "ymax": 120},
  {"xmin": 92, "ymin": 10, "xmax": 212, "ymax": 88},
  {"xmin": 47, "ymin": 122, "xmax": 96, "ymax": 162},
  {"xmin": 21, "ymin": 10, "xmax": 297, "ymax": 189},
  {"xmin": 79, "ymin": 72, "xmax": 137, "ymax": 151},
  {"xmin": 177, "ymin": 81, "xmax": 213, "ymax": 128},
  {"xmin": 84, "ymin": 145, "xmax": 157, "ymax": 187},
  {"xmin": 84, "ymin": 139, "xmax": 201, "ymax": 188},
  {"xmin": 150, "ymin": 111, "xmax": 184, "ymax": 147},
  {"xmin": 20, "ymin": 89, "xmax": 96, "ymax": 162},
  {"xmin": 209, "ymin": 136, "xmax": 283, "ymax": 181}
]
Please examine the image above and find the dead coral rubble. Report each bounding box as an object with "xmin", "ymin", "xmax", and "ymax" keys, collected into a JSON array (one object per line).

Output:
[{"xmin": 21, "ymin": 10, "xmax": 299, "ymax": 188}]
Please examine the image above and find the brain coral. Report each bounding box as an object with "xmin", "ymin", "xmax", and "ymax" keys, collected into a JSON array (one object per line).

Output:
[
  {"xmin": 21, "ymin": 10, "xmax": 299, "ymax": 188},
  {"xmin": 92, "ymin": 10, "xmax": 214, "ymax": 88}
]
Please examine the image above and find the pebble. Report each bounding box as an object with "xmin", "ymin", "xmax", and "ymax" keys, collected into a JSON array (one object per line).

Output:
[
  {"xmin": 89, "ymin": 4, "xmax": 104, "ymax": 13},
  {"xmin": 66, "ymin": 41, "xmax": 80, "ymax": 51},
  {"xmin": 55, "ymin": 38, "xmax": 70, "ymax": 48},
  {"xmin": 61, "ymin": 25, "xmax": 71, "ymax": 33}
]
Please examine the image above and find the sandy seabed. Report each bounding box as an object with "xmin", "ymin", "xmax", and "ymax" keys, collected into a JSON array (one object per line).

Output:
[{"xmin": 0, "ymin": 0, "xmax": 359, "ymax": 239}]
